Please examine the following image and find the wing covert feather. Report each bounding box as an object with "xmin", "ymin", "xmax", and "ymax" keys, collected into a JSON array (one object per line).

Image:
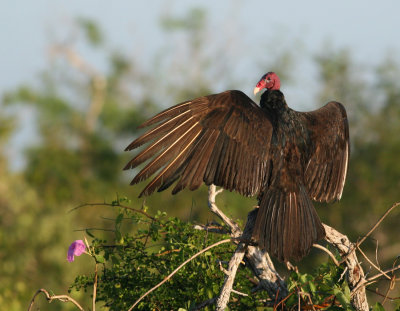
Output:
[{"xmin": 125, "ymin": 90, "xmax": 273, "ymax": 197}]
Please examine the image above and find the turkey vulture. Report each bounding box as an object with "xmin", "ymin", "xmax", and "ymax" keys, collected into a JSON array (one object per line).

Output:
[{"xmin": 124, "ymin": 72, "xmax": 349, "ymax": 262}]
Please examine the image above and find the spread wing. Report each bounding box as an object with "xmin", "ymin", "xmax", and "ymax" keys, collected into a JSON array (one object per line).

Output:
[
  {"xmin": 303, "ymin": 101, "xmax": 350, "ymax": 202},
  {"xmin": 124, "ymin": 90, "xmax": 273, "ymax": 197}
]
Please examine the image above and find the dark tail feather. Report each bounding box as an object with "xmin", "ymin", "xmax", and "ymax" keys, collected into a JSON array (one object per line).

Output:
[{"xmin": 252, "ymin": 186, "xmax": 325, "ymax": 262}]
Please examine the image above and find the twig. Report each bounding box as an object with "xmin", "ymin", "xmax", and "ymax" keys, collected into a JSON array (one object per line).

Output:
[
  {"xmin": 357, "ymin": 202, "xmax": 400, "ymax": 248},
  {"xmin": 298, "ymin": 291, "xmax": 316, "ymax": 311},
  {"xmin": 357, "ymin": 246, "xmax": 391, "ymax": 280},
  {"xmin": 366, "ymin": 287, "xmax": 400, "ymax": 301},
  {"xmin": 74, "ymin": 227, "xmax": 115, "ymax": 232},
  {"xmin": 218, "ymin": 260, "xmax": 229, "ymax": 275},
  {"xmin": 382, "ymin": 275, "xmax": 396, "ymax": 305},
  {"xmin": 50, "ymin": 45, "xmax": 99, "ymax": 77},
  {"xmin": 127, "ymin": 238, "xmax": 232, "ymax": 311},
  {"xmin": 209, "ymin": 186, "xmax": 287, "ymax": 309},
  {"xmin": 193, "ymin": 223, "xmax": 229, "ymax": 234},
  {"xmin": 71, "ymin": 202, "xmax": 155, "ymax": 221},
  {"xmin": 375, "ymin": 240, "xmax": 380, "ymax": 271},
  {"xmin": 313, "ymin": 244, "xmax": 340, "ymax": 266},
  {"xmin": 27, "ymin": 288, "xmax": 84, "ymax": 311},
  {"xmin": 340, "ymin": 202, "xmax": 400, "ymax": 264},
  {"xmin": 274, "ymin": 289, "xmax": 281, "ymax": 306},
  {"xmin": 298, "ymin": 291, "xmax": 301, "ymax": 311},
  {"xmin": 206, "ymin": 187, "xmax": 288, "ymax": 304},
  {"xmin": 208, "ymin": 185, "xmax": 241, "ymax": 236},
  {"xmin": 339, "ymin": 267, "xmax": 348, "ymax": 282},
  {"xmin": 155, "ymin": 249, "xmax": 181, "ymax": 256},
  {"xmin": 231, "ymin": 289, "xmax": 249, "ymax": 297},
  {"xmin": 351, "ymin": 263, "xmax": 400, "ymax": 295},
  {"xmin": 364, "ymin": 264, "xmax": 400, "ymax": 284},
  {"xmin": 273, "ymin": 291, "xmax": 294, "ymax": 311},
  {"xmin": 93, "ymin": 262, "xmax": 98, "ymax": 311},
  {"xmin": 215, "ymin": 188, "xmax": 224, "ymax": 195},
  {"xmin": 214, "ymin": 205, "xmax": 289, "ymax": 310},
  {"xmin": 286, "ymin": 261, "xmax": 298, "ymax": 272}
]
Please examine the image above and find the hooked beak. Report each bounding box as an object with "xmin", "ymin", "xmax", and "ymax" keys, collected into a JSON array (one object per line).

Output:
[{"xmin": 253, "ymin": 86, "xmax": 261, "ymax": 95}]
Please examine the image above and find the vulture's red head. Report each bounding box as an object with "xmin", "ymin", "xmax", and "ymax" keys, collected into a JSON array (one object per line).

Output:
[{"xmin": 253, "ymin": 72, "xmax": 281, "ymax": 95}]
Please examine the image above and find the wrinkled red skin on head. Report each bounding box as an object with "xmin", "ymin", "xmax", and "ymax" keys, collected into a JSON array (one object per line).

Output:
[{"xmin": 256, "ymin": 72, "xmax": 281, "ymax": 91}]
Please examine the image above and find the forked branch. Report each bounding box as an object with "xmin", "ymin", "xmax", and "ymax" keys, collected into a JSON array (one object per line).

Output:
[
  {"xmin": 27, "ymin": 288, "xmax": 84, "ymax": 311},
  {"xmin": 207, "ymin": 185, "xmax": 288, "ymax": 310}
]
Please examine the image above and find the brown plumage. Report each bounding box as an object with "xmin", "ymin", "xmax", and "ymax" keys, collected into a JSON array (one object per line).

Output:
[{"xmin": 124, "ymin": 72, "xmax": 349, "ymax": 262}]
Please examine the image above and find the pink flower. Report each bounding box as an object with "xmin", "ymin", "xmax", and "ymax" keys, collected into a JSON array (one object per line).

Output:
[{"xmin": 67, "ymin": 240, "xmax": 86, "ymax": 262}]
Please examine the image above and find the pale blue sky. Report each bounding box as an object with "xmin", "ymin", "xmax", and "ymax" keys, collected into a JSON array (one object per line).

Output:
[
  {"xmin": 1, "ymin": 1, "xmax": 400, "ymax": 168},
  {"xmin": 2, "ymin": 0, "xmax": 400, "ymax": 96}
]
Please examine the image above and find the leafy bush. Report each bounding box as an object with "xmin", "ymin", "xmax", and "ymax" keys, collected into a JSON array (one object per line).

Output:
[
  {"xmin": 70, "ymin": 202, "xmax": 235, "ymax": 310},
  {"xmin": 64, "ymin": 198, "xmax": 376, "ymax": 311}
]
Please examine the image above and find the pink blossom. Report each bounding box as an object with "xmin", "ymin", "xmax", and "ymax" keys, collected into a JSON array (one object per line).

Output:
[{"xmin": 67, "ymin": 240, "xmax": 86, "ymax": 262}]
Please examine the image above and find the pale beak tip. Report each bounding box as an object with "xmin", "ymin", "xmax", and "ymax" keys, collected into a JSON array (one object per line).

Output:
[{"xmin": 253, "ymin": 87, "xmax": 261, "ymax": 96}]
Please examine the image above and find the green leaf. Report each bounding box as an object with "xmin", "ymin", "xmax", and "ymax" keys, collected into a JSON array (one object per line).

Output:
[
  {"xmin": 333, "ymin": 287, "xmax": 351, "ymax": 309},
  {"xmin": 372, "ymin": 302, "xmax": 386, "ymax": 311},
  {"xmin": 116, "ymin": 212, "xmax": 124, "ymax": 225},
  {"xmin": 308, "ymin": 280, "xmax": 317, "ymax": 293},
  {"xmin": 115, "ymin": 230, "xmax": 123, "ymax": 244},
  {"xmin": 94, "ymin": 254, "xmax": 105, "ymax": 263}
]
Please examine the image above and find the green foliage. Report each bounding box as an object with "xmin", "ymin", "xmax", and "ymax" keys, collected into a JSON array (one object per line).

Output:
[
  {"xmin": 287, "ymin": 262, "xmax": 353, "ymax": 310},
  {"xmin": 65, "ymin": 205, "xmax": 386, "ymax": 310},
  {"xmin": 61, "ymin": 202, "xmax": 354, "ymax": 311},
  {"xmin": 70, "ymin": 207, "xmax": 235, "ymax": 310}
]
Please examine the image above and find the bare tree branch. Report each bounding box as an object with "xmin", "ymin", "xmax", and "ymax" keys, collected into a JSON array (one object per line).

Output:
[
  {"xmin": 322, "ymin": 202, "xmax": 400, "ymax": 310},
  {"xmin": 27, "ymin": 288, "xmax": 84, "ymax": 311},
  {"xmin": 357, "ymin": 202, "xmax": 400, "ymax": 248},
  {"xmin": 340, "ymin": 202, "xmax": 400, "ymax": 264},
  {"xmin": 313, "ymin": 243, "xmax": 340, "ymax": 266},
  {"xmin": 357, "ymin": 246, "xmax": 391, "ymax": 280},
  {"xmin": 231, "ymin": 289, "xmax": 249, "ymax": 297},
  {"xmin": 209, "ymin": 186, "xmax": 288, "ymax": 310},
  {"xmin": 364, "ymin": 264, "xmax": 400, "ymax": 284},
  {"xmin": 324, "ymin": 224, "xmax": 369, "ymax": 311},
  {"xmin": 216, "ymin": 242, "xmax": 247, "ymax": 310},
  {"xmin": 208, "ymin": 185, "xmax": 241, "ymax": 236},
  {"xmin": 93, "ymin": 263, "xmax": 98, "ymax": 311},
  {"xmin": 242, "ymin": 208, "xmax": 288, "ymax": 301},
  {"xmin": 193, "ymin": 223, "xmax": 229, "ymax": 234}
]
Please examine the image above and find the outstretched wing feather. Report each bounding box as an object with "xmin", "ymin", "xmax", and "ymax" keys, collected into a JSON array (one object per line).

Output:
[
  {"xmin": 303, "ymin": 101, "xmax": 350, "ymax": 203},
  {"xmin": 125, "ymin": 90, "xmax": 273, "ymax": 197}
]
